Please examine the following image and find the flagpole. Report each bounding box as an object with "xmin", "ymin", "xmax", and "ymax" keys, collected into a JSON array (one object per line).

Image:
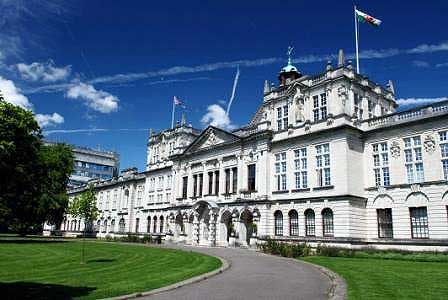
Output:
[
  {"xmin": 171, "ymin": 97, "xmax": 175, "ymax": 129},
  {"xmin": 354, "ymin": 5, "xmax": 360, "ymax": 73}
]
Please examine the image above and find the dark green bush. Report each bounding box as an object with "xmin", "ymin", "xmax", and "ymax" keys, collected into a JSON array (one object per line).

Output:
[{"xmin": 259, "ymin": 238, "xmax": 310, "ymax": 258}]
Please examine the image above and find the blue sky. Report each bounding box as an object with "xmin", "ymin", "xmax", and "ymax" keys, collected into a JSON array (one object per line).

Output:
[{"xmin": 1, "ymin": 0, "xmax": 447, "ymax": 171}]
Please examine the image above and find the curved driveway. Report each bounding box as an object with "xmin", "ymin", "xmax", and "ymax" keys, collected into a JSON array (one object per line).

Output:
[{"xmin": 142, "ymin": 245, "xmax": 333, "ymax": 300}]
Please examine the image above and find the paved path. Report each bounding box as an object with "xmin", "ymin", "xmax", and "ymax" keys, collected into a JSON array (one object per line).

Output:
[{"xmin": 141, "ymin": 245, "xmax": 333, "ymax": 300}]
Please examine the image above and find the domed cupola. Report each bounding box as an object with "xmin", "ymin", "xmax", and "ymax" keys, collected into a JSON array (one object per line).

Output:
[{"xmin": 278, "ymin": 46, "xmax": 301, "ymax": 85}]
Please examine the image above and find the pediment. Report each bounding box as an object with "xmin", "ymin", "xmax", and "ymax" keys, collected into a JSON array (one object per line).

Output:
[{"xmin": 182, "ymin": 126, "xmax": 240, "ymax": 154}]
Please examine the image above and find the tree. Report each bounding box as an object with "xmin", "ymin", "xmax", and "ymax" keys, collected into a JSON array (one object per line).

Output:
[
  {"xmin": 0, "ymin": 97, "xmax": 43, "ymax": 234},
  {"xmin": 38, "ymin": 143, "xmax": 74, "ymax": 229},
  {"xmin": 0, "ymin": 95, "xmax": 74, "ymax": 235},
  {"xmin": 69, "ymin": 184, "xmax": 98, "ymax": 263}
]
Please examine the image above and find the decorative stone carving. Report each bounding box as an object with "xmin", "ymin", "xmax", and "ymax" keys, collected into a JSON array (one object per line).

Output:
[
  {"xmin": 390, "ymin": 140, "xmax": 401, "ymax": 158},
  {"xmin": 377, "ymin": 186, "xmax": 386, "ymax": 195},
  {"xmin": 326, "ymin": 114, "xmax": 334, "ymax": 126},
  {"xmin": 207, "ymin": 131, "xmax": 218, "ymax": 145},
  {"xmin": 304, "ymin": 120, "xmax": 311, "ymax": 131},
  {"xmin": 423, "ymin": 134, "xmax": 436, "ymax": 153},
  {"xmin": 293, "ymin": 86, "xmax": 305, "ymax": 123},
  {"xmin": 410, "ymin": 184, "xmax": 421, "ymax": 193}
]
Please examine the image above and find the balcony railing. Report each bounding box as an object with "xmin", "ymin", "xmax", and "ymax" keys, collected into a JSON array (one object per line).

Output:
[{"xmin": 365, "ymin": 100, "xmax": 448, "ymax": 129}]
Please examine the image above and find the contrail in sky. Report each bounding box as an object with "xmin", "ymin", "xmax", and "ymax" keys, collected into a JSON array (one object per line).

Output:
[{"xmin": 226, "ymin": 66, "xmax": 240, "ymax": 117}]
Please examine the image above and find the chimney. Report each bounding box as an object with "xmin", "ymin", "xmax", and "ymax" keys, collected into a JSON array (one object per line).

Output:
[{"xmin": 337, "ymin": 49, "xmax": 345, "ymax": 67}]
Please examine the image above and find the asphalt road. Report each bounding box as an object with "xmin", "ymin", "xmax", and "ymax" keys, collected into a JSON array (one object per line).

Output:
[{"xmin": 142, "ymin": 245, "xmax": 332, "ymax": 300}]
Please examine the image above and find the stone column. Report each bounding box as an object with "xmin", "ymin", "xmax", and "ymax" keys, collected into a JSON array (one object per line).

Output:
[
  {"xmin": 192, "ymin": 212, "xmax": 200, "ymax": 245},
  {"xmin": 218, "ymin": 159, "xmax": 225, "ymax": 195},
  {"xmin": 250, "ymin": 211, "xmax": 260, "ymax": 248},
  {"xmin": 209, "ymin": 211, "xmax": 218, "ymax": 246}
]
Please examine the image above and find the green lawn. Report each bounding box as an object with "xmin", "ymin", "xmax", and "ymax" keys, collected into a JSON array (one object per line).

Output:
[
  {"xmin": 302, "ymin": 256, "xmax": 448, "ymax": 300},
  {"xmin": 0, "ymin": 238, "xmax": 221, "ymax": 300}
]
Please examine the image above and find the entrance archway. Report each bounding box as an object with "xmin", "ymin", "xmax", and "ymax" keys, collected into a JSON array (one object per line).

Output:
[
  {"xmin": 240, "ymin": 209, "xmax": 253, "ymax": 246},
  {"xmin": 220, "ymin": 210, "xmax": 232, "ymax": 246},
  {"xmin": 192, "ymin": 200, "xmax": 219, "ymax": 246}
]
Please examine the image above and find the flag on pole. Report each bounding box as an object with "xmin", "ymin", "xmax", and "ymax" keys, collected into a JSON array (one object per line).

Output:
[
  {"xmin": 355, "ymin": 9, "xmax": 382, "ymax": 27},
  {"xmin": 173, "ymin": 96, "xmax": 183, "ymax": 106}
]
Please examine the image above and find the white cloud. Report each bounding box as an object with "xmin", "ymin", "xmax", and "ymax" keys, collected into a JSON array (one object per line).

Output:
[
  {"xmin": 201, "ymin": 104, "xmax": 236, "ymax": 131},
  {"xmin": 35, "ymin": 112, "xmax": 64, "ymax": 127},
  {"xmin": 43, "ymin": 128, "xmax": 149, "ymax": 135},
  {"xmin": 0, "ymin": 75, "xmax": 32, "ymax": 109},
  {"xmin": 66, "ymin": 82, "xmax": 119, "ymax": 113},
  {"xmin": 0, "ymin": 75, "xmax": 64, "ymax": 127},
  {"xmin": 407, "ymin": 41, "xmax": 448, "ymax": 54},
  {"xmin": 436, "ymin": 62, "xmax": 448, "ymax": 68},
  {"xmin": 24, "ymin": 40, "xmax": 448, "ymax": 94},
  {"xmin": 412, "ymin": 60, "xmax": 430, "ymax": 68},
  {"xmin": 396, "ymin": 97, "xmax": 447, "ymax": 106},
  {"xmin": 16, "ymin": 60, "xmax": 71, "ymax": 82}
]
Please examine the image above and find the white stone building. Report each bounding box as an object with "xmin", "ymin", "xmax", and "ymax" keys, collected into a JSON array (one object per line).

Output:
[{"xmin": 62, "ymin": 50, "xmax": 448, "ymax": 251}]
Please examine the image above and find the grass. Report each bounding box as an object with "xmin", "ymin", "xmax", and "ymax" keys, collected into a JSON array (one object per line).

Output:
[
  {"xmin": 302, "ymin": 256, "xmax": 448, "ymax": 300},
  {"xmin": 0, "ymin": 238, "xmax": 221, "ymax": 300}
]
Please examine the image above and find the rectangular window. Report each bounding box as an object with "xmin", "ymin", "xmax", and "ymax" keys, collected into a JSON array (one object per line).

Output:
[
  {"xmin": 294, "ymin": 148, "xmax": 308, "ymax": 189},
  {"xmin": 232, "ymin": 167, "xmax": 238, "ymax": 194},
  {"xmin": 214, "ymin": 170, "xmax": 220, "ymax": 195},
  {"xmin": 313, "ymin": 94, "xmax": 328, "ymax": 122},
  {"xmin": 248, "ymin": 164, "xmax": 256, "ymax": 191},
  {"xmin": 410, "ymin": 207, "xmax": 429, "ymax": 239},
  {"xmin": 158, "ymin": 176, "xmax": 164, "ymax": 190},
  {"xmin": 276, "ymin": 105, "xmax": 289, "ymax": 131},
  {"xmin": 275, "ymin": 152, "xmax": 287, "ymax": 191},
  {"xmin": 372, "ymin": 142, "xmax": 390, "ymax": 186},
  {"xmin": 193, "ymin": 174, "xmax": 198, "ymax": 197},
  {"xmin": 166, "ymin": 175, "xmax": 172, "ymax": 190},
  {"xmin": 404, "ymin": 136, "xmax": 424, "ymax": 183},
  {"xmin": 440, "ymin": 131, "xmax": 448, "ymax": 180},
  {"xmin": 208, "ymin": 171, "xmax": 213, "ymax": 194},
  {"xmin": 198, "ymin": 173, "xmax": 203, "ymax": 197},
  {"xmin": 377, "ymin": 208, "xmax": 393, "ymax": 238},
  {"xmin": 182, "ymin": 176, "xmax": 188, "ymax": 199},
  {"xmin": 316, "ymin": 143, "xmax": 331, "ymax": 187},
  {"xmin": 225, "ymin": 169, "xmax": 231, "ymax": 194}
]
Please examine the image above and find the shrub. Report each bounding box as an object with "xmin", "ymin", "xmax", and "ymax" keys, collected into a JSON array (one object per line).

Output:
[
  {"xmin": 259, "ymin": 238, "xmax": 310, "ymax": 258},
  {"xmin": 141, "ymin": 234, "xmax": 152, "ymax": 244}
]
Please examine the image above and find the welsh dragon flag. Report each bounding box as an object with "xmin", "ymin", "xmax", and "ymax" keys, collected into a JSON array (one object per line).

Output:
[{"xmin": 356, "ymin": 9, "xmax": 382, "ymax": 27}]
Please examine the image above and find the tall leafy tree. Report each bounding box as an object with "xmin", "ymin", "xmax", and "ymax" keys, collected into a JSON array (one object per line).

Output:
[
  {"xmin": 38, "ymin": 143, "xmax": 74, "ymax": 229},
  {"xmin": 0, "ymin": 93, "xmax": 74, "ymax": 234},
  {"xmin": 69, "ymin": 184, "xmax": 98, "ymax": 263},
  {"xmin": 0, "ymin": 95, "xmax": 43, "ymax": 234}
]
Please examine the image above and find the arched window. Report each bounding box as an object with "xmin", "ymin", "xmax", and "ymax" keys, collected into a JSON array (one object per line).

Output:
[
  {"xmin": 135, "ymin": 218, "xmax": 140, "ymax": 233},
  {"xmin": 119, "ymin": 218, "xmax": 125, "ymax": 233},
  {"xmin": 111, "ymin": 219, "xmax": 115, "ymax": 232},
  {"xmin": 147, "ymin": 216, "xmax": 151, "ymax": 233},
  {"xmin": 78, "ymin": 220, "xmax": 81, "ymax": 231},
  {"xmin": 305, "ymin": 209, "xmax": 315, "ymax": 236},
  {"xmin": 153, "ymin": 216, "xmax": 157, "ymax": 233},
  {"xmin": 160, "ymin": 216, "xmax": 164, "ymax": 233},
  {"xmin": 274, "ymin": 211, "xmax": 283, "ymax": 236},
  {"xmin": 103, "ymin": 220, "xmax": 108, "ymax": 233},
  {"xmin": 322, "ymin": 208, "xmax": 334, "ymax": 236},
  {"xmin": 73, "ymin": 220, "xmax": 77, "ymax": 231},
  {"xmin": 289, "ymin": 210, "xmax": 299, "ymax": 236}
]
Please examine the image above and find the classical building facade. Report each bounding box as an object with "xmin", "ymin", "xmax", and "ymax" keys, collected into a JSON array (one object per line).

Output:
[{"xmin": 62, "ymin": 51, "xmax": 448, "ymax": 251}]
